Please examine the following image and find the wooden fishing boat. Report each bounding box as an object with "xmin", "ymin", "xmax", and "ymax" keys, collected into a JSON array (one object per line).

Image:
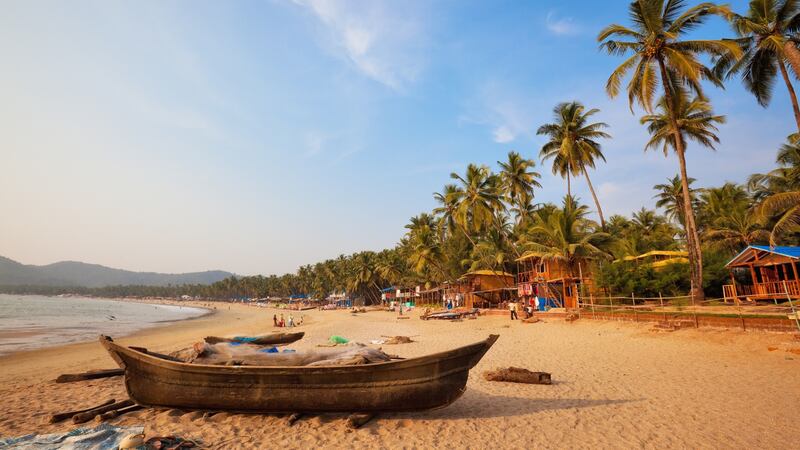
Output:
[
  {"xmin": 100, "ymin": 334, "xmax": 498, "ymax": 413},
  {"xmin": 203, "ymin": 331, "xmax": 304, "ymax": 346}
]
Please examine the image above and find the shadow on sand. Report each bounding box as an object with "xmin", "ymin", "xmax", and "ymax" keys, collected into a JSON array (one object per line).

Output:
[{"xmin": 388, "ymin": 389, "xmax": 638, "ymax": 421}]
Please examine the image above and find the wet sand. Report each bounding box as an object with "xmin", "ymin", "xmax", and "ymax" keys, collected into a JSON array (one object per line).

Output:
[{"xmin": 0, "ymin": 304, "xmax": 798, "ymax": 449}]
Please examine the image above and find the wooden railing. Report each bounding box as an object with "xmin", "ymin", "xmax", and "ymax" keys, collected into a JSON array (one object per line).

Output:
[{"xmin": 724, "ymin": 280, "xmax": 800, "ymax": 301}]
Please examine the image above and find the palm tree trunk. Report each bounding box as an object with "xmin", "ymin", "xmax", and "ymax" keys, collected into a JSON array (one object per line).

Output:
[
  {"xmin": 778, "ymin": 58, "xmax": 800, "ymax": 133},
  {"xmin": 658, "ymin": 58, "xmax": 705, "ymax": 302},
  {"xmin": 783, "ymin": 40, "xmax": 800, "ymax": 82},
  {"xmin": 582, "ymin": 167, "xmax": 606, "ymax": 229},
  {"xmin": 459, "ymin": 223, "xmax": 477, "ymax": 247},
  {"xmin": 566, "ymin": 173, "xmax": 571, "ymax": 198}
]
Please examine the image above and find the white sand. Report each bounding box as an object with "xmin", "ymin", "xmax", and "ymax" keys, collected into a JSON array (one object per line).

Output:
[{"xmin": 1, "ymin": 304, "xmax": 798, "ymax": 449}]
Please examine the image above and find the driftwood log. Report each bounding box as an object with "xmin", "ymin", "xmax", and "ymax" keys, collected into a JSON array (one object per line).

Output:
[
  {"xmin": 54, "ymin": 369, "xmax": 124, "ymax": 383},
  {"xmin": 347, "ymin": 413, "xmax": 376, "ymax": 429},
  {"xmin": 72, "ymin": 400, "xmax": 135, "ymax": 424},
  {"xmin": 484, "ymin": 367, "xmax": 552, "ymax": 385},
  {"xmin": 49, "ymin": 398, "xmax": 115, "ymax": 423}
]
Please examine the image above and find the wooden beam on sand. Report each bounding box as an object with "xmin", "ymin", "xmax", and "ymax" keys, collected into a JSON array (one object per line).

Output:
[
  {"xmin": 347, "ymin": 413, "xmax": 376, "ymax": 429},
  {"xmin": 49, "ymin": 398, "xmax": 116, "ymax": 423},
  {"xmin": 55, "ymin": 368, "xmax": 124, "ymax": 383},
  {"xmin": 286, "ymin": 412, "xmax": 304, "ymax": 426},
  {"xmin": 95, "ymin": 405, "xmax": 143, "ymax": 422},
  {"xmin": 72, "ymin": 400, "xmax": 134, "ymax": 424}
]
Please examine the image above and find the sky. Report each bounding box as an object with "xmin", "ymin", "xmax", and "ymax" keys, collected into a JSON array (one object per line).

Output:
[{"xmin": 0, "ymin": 0, "xmax": 793, "ymax": 276}]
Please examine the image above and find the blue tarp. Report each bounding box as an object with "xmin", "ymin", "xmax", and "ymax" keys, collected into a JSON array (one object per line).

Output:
[{"xmin": 0, "ymin": 424, "xmax": 144, "ymax": 449}]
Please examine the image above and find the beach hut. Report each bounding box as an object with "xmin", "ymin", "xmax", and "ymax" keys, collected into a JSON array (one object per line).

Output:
[
  {"xmin": 417, "ymin": 286, "xmax": 444, "ymax": 307},
  {"xmin": 723, "ymin": 245, "xmax": 800, "ymax": 303},
  {"xmin": 614, "ymin": 250, "xmax": 689, "ymax": 269},
  {"xmin": 515, "ymin": 254, "xmax": 595, "ymax": 309},
  {"xmin": 451, "ymin": 270, "xmax": 515, "ymax": 309}
]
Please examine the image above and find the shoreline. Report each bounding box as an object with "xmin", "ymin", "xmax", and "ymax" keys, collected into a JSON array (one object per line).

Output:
[
  {"xmin": 0, "ymin": 295, "xmax": 214, "ymax": 357},
  {"xmin": 0, "ymin": 301, "xmax": 273, "ymax": 385}
]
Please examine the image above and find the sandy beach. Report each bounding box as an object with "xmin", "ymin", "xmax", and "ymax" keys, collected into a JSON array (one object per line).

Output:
[{"xmin": 1, "ymin": 304, "xmax": 798, "ymax": 449}]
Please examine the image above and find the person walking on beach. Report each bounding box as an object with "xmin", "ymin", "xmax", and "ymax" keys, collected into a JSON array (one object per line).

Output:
[
  {"xmin": 287, "ymin": 314, "xmax": 294, "ymax": 327},
  {"xmin": 273, "ymin": 314, "xmax": 278, "ymax": 327},
  {"xmin": 509, "ymin": 300, "xmax": 518, "ymax": 320},
  {"xmin": 279, "ymin": 313, "xmax": 285, "ymax": 327}
]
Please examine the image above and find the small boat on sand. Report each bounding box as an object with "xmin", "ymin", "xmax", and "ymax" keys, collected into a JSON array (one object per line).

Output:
[
  {"xmin": 100, "ymin": 334, "xmax": 498, "ymax": 413},
  {"xmin": 203, "ymin": 331, "xmax": 304, "ymax": 346}
]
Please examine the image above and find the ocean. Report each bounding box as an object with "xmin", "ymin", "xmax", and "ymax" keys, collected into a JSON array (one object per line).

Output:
[{"xmin": 0, "ymin": 294, "xmax": 207, "ymax": 355}]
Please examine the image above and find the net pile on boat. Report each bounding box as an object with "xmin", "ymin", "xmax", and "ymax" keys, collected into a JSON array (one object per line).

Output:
[{"xmin": 171, "ymin": 341, "xmax": 392, "ymax": 367}]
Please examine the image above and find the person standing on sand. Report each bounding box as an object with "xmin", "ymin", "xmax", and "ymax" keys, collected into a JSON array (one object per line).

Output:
[
  {"xmin": 273, "ymin": 314, "xmax": 278, "ymax": 327},
  {"xmin": 288, "ymin": 315, "xmax": 294, "ymax": 327},
  {"xmin": 279, "ymin": 313, "xmax": 285, "ymax": 327},
  {"xmin": 509, "ymin": 301, "xmax": 518, "ymax": 320}
]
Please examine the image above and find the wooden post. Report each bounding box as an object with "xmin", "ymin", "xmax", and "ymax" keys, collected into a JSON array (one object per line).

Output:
[
  {"xmin": 749, "ymin": 263, "xmax": 758, "ymax": 295},
  {"xmin": 784, "ymin": 281, "xmax": 800, "ymax": 333},
  {"xmin": 631, "ymin": 292, "xmax": 637, "ymax": 322},
  {"xmin": 728, "ymin": 272, "xmax": 737, "ymax": 303},
  {"xmin": 609, "ymin": 296, "xmax": 614, "ymax": 318},
  {"xmin": 690, "ymin": 280, "xmax": 698, "ymax": 329},
  {"xmin": 590, "ymin": 292, "xmax": 596, "ymax": 319},
  {"xmin": 659, "ymin": 292, "xmax": 666, "ymax": 322}
]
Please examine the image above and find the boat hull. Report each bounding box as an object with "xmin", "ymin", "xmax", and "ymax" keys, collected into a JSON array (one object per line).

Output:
[{"xmin": 101, "ymin": 335, "xmax": 497, "ymax": 413}]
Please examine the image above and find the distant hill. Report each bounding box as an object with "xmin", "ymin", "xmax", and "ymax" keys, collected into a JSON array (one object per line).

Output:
[{"xmin": 0, "ymin": 256, "xmax": 234, "ymax": 288}]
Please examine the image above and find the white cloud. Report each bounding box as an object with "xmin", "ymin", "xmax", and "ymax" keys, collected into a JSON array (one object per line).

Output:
[
  {"xmin": 546, "ymin": 11, "xmax": 580, "ymax": 36},
  {"xmin": 291, "ymin": 0, "xmax": 427, "ymax": 90},
  {"xmin": 459, "ymin": 81, "xmax": 540, "ymax": 144},
  {"xmin": 492, "ymin": 126, "xmax": 515, "ymax": 143}
]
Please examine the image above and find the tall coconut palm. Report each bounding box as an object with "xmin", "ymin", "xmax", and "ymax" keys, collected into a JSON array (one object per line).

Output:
[
  {"xmin": 537, "ymin": 102, "xmax": 611, "ymax": 229},
  {"xmin": 449, "ymin": 164, "xmax": 505, "ymax": 245},
  {"xmin": 713, "ymin": 0, "xmax": 800, "ymax": 132},
  {"xmin": 641, "ymin": 91, "xmax": 726, "ymax": 299},
  {"xmin": 599, "ymin": 0, "xmax": 740, "ymax": 301},
  {"xmin": 497, "ymin": 151, "xmax": 542, "ymax": 220}
]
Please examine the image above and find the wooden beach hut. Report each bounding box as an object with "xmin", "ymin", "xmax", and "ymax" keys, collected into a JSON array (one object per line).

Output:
[
  {"xmin": 450, "ymin": 270, "xmax": 515, "ymax": 309},
  {"xmin": 723, "ymin": 245, "xmax": 800, "ymax": 303},
  {"xmin": 515, "ymin": 254, "xmax": 595, "ymax": 309}
]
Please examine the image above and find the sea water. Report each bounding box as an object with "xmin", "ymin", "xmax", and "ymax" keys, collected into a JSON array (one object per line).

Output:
[{"xmin": 0, "ymin": 294, "xmax": 207, "ymax": 355}]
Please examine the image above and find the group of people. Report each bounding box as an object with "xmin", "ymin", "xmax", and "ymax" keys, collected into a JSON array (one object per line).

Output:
[
  {"xmin": 273, "ymin": 313, "xmax": 302, "ymax": 328},
  {"xmin": 508, "ymin": 300, "xmax": 535, "ymax": 320}
]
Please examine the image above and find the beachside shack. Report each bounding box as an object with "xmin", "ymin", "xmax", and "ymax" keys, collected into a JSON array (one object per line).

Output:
[
  {"xmin": 515, "ymin": 254, "xmax": 595, "ymax": 309},
  {"xmin": 723, "ymin": 245, "xmax": 800, "ymax": 303},
  {"xmin": 451, "ymin": 270, "xmax": 515, "ymax": 309}
]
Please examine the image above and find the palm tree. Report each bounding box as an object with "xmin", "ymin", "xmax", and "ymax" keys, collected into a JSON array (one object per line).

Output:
[
  {"xmin": 497, "ymin": 151, "xmax": 541, "ymax": 221},
  {"xmin": 449, "ymin": 164, "xmax": 505, "ymax": 245},
  {"xmin": 714, "ymin": 0, "xmax": 800, "ymax": 132},
  {"xmin": 519, "ymin": 195, "xmax": 612, "ymax": 271},
  {"xmin": 432, "ymin": 184, "xmax": 461, "ymax": 241},
  {"xmin": 749, "ymin": 141, "xmax": 800, "ymax": 200},
  {"xmin": 599, "ymin": 0, "xmax": 740, "ymax": 301},
  {"xmin": 654, "ymin": 175, "xmax": 697, "ymax": 228},
  {"xmin": 704, "ymin": 209, "xmax": 769, "ymax": 251},
  {"xmin": 758, "ymin": 191, "xmax": 800, "ymax": 245},
  {"xmin": 537, "ymin": 102, "xmax": 611, "ymax": 228},
  {"xmin": 640, "ymin": 90, "xmax": 726, "ymax": 300}
]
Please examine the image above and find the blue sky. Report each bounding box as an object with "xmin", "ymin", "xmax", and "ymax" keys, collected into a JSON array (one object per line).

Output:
[{"xmin": 0, "ymin": 0, "xmax": 792, "ymax": 275}]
